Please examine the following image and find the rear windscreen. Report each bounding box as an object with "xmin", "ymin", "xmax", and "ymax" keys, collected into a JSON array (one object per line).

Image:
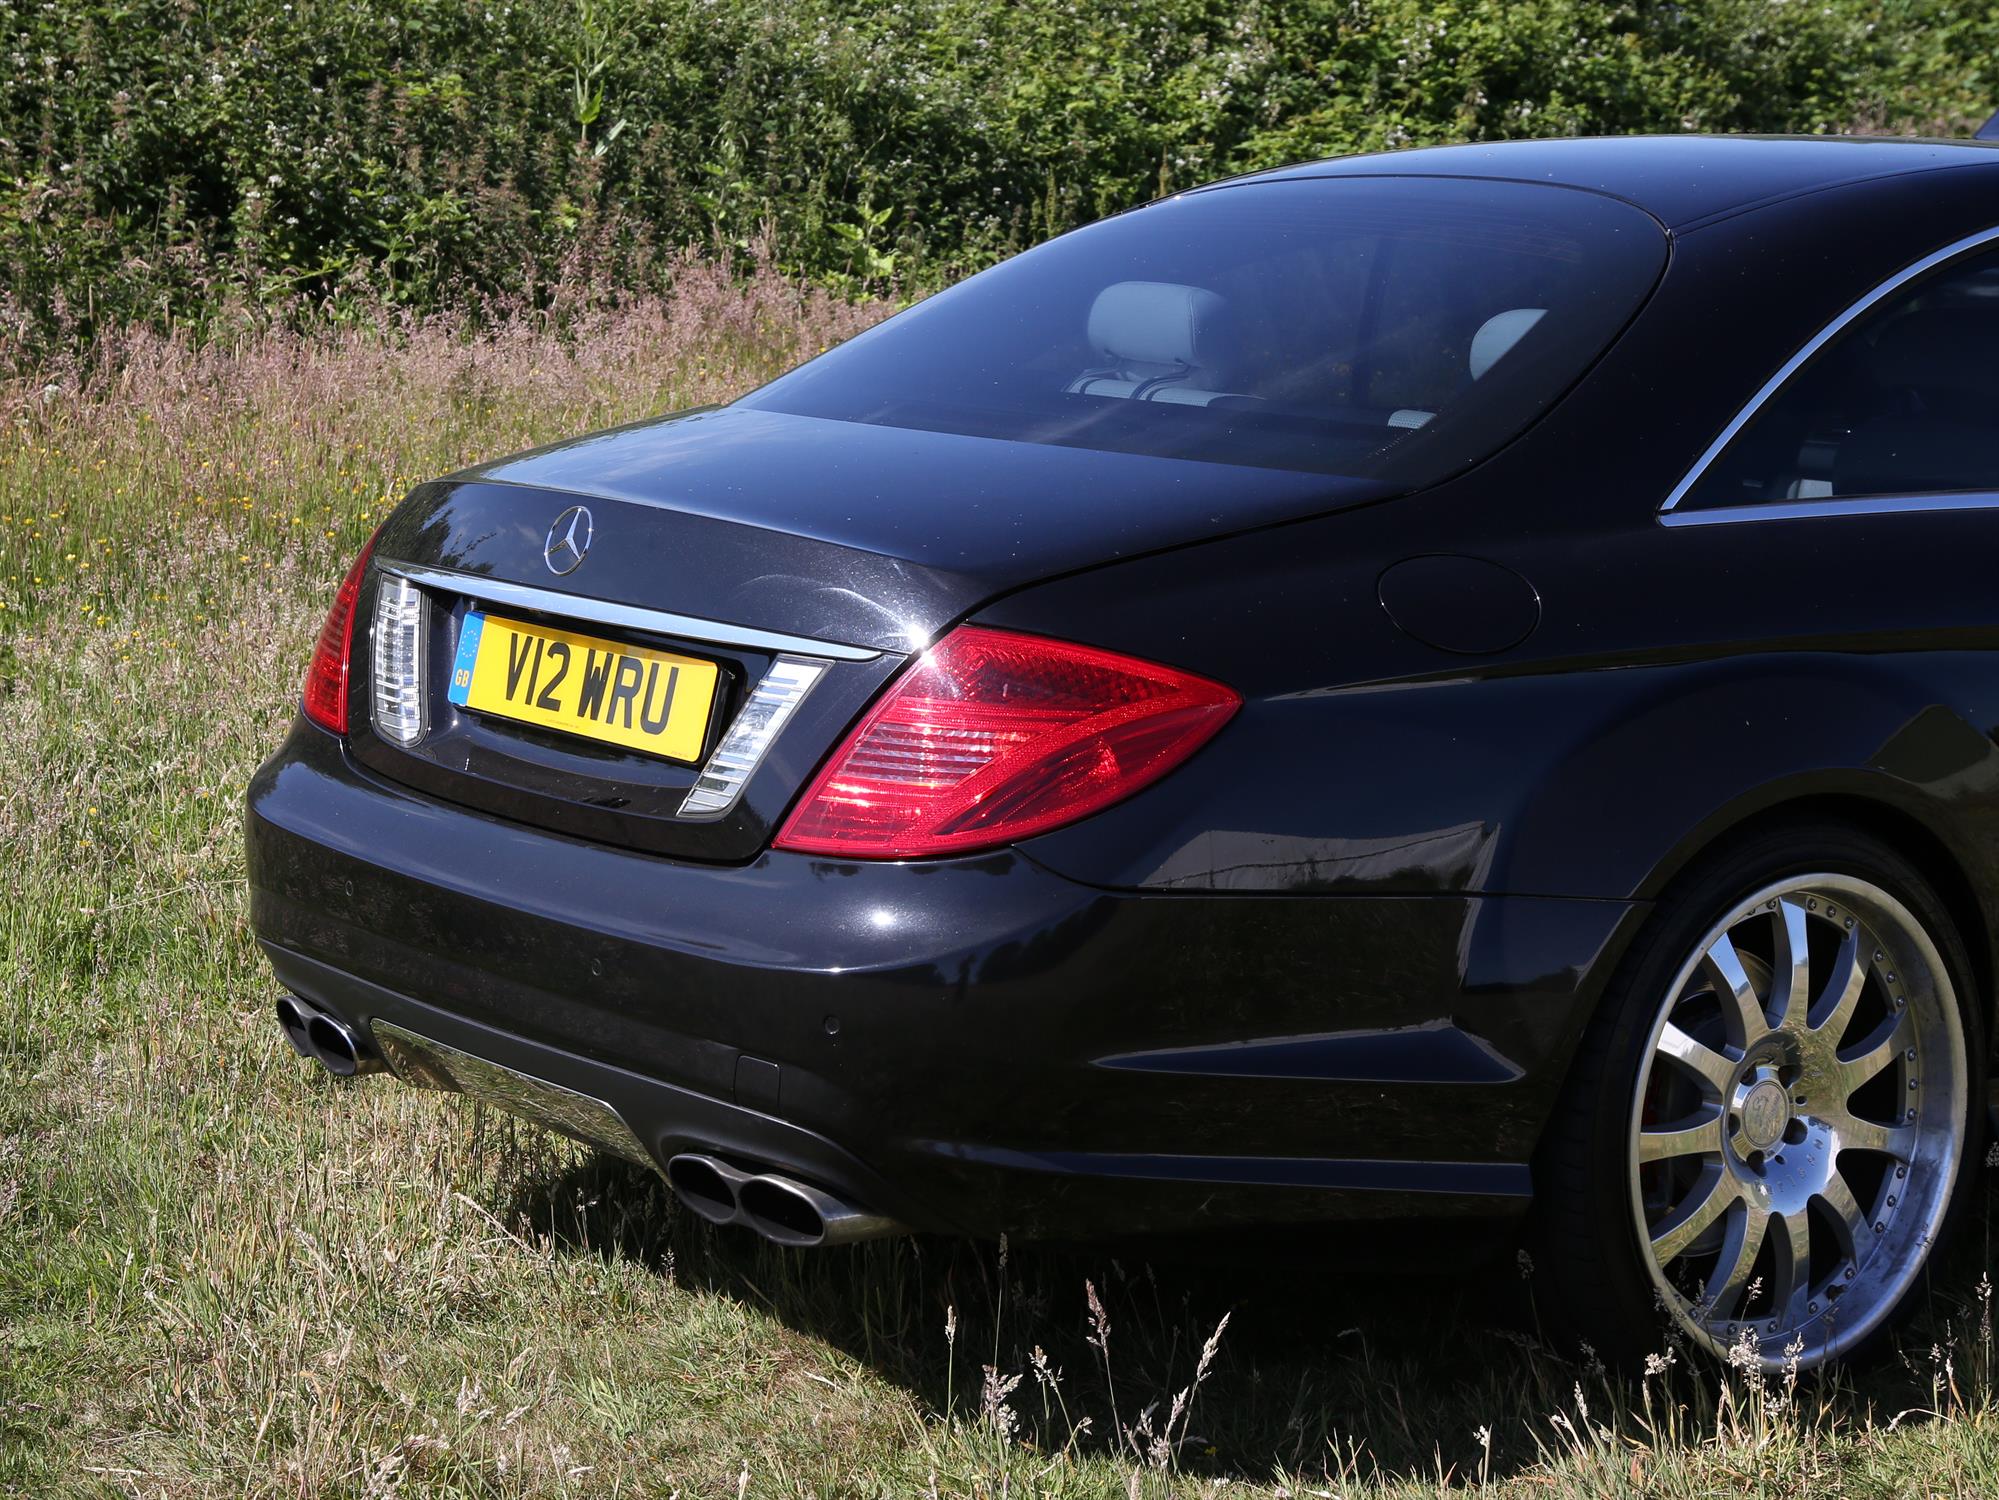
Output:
[{"xmin": 741, "ymin": 175, "xmax": 1666, "ymax": 479}]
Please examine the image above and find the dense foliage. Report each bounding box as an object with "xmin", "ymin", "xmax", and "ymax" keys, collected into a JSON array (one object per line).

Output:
[{"xmin": 2, "ymin": 0, "xmax": 1996, "ymax": 351}]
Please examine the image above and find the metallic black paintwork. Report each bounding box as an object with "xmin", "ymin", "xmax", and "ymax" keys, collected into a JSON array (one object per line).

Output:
[
  {"xmin": 249, "ymin": 137, "xmax": 1999, "ymax": 1247},
  {"xmin": 1235, "ymin": 134, "xmax": 1999, "ymax": 229},
  {"xmin": 250, "ymin": 723, "xmax": 1628, "ymax": 1239},
  {"xmin": 433, "ymin": 408, "xmax": 1383, "ymax": 648},
  {"xmin": 365, "ymin": 422, "xmax": 1374, "ymax": 860},
  {"xmin": 1375, "ymin": 555, "xmax": 1541, "ymax": 655}
]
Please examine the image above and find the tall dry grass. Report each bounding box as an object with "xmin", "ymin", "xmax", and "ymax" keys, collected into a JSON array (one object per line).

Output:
[{"xmin": 7, "ymin": 246, "xmax": 888, "ymax": 491}]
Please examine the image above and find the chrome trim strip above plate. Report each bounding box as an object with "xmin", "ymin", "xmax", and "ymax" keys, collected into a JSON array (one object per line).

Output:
[
  {"xmin": 1661, "ymin": 492, "xmax": 1999, "ymax": 527},
  {"xmin": 379, "ymin": 562, "xmax": 884, "ymax": 662},
  {"xmin": 373, "ymin": 1020, "xmax": 659, "ymax": 1170},
  {"xmin": 1659, "ymin": 224, "xmax": 1999, "ymax": 515}
]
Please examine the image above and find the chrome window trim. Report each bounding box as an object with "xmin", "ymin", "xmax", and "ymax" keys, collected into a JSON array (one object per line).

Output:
[
  {"xmin": 377, "ymin": 562, "xmax": 883, "ymax": 662},
  {"xmin": 1659, "ymin": 224, "xmax": 1999, "ymax": 516},
  {"xmin": 1662, "ymin": 492, "xmax": 1999, "ymax": 528}
]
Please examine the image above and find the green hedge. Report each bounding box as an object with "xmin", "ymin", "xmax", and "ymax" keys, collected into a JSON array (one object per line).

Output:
[{"xmin": 2, "ymin": 0, "xmax": 1995, "ymax": 351}]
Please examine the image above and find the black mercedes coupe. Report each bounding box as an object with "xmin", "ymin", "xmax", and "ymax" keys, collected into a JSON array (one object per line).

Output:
[{"xmin": 248, "ymin": 135, "xmax": 1999, "ymax": 1371}]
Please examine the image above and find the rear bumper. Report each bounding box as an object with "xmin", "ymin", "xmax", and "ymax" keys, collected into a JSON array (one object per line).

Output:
[{"xmin": 246, "ymin": 720, "xmax": 1641, "ymax": 1251}]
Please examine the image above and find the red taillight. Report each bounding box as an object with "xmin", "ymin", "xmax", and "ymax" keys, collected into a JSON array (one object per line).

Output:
[
  {"xmin": 301, "ymin": 532, "xmax": 379, "ymax": 734},
  {"xmin": 774, "ymin": 626, "xmax": 1239, "ymax": 859}
]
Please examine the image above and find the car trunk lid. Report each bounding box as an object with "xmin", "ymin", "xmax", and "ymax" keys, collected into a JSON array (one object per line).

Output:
[{"xmin": 348, "ymin": 405, "xmax": 1380, "ymax": 861}]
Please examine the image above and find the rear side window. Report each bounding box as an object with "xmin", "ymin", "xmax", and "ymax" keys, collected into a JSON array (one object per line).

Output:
[
  {"xmin": 1679, "ymin": 245, "xmax": 1999, "ymax": 508},
  {"xmin": 741, "ymin": 177, "xmax": 1666, "ymax": 480}
]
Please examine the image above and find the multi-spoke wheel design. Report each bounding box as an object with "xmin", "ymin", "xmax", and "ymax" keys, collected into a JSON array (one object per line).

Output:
[{"xmin": 1629, "ymin": 874, "xmax": 1966, "ymax": 1368}]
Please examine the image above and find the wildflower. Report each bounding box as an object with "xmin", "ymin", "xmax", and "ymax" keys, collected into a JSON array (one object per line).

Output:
[
  {"xmin": 1085, "ymin": 1279, "xmax": 1111, "ymax": 1352},
  {"xmin": 979, "ymin": 1364, "xmax": 1022, "ymax": 1439},
  {"xmin": 1727, "ymin": 1325, "xmax": 1761, "ymax": 1372},
  {"xmin": 1156, "ymin": 1311, "xmax": 1230, "ymax": 1468},
  {"xmin": 1028, "ymin": 1345, "xmax": 1059, "ymax": 1391},
  {"xmin": 1779, "ymin": 1333, "xmax": 1805, "ymax": 1408}
]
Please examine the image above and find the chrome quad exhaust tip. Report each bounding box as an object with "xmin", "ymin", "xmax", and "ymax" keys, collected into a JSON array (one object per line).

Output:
[
  {"xmin": 664, "ymin": 1152, "xmax": 903, "ymax": 1247},
  {"xmin": 274, "ymin": 993, "xmax": 316, "ymax": 1059},
  {"xmin": 665, "ymin": 1152, "xmax": 753, "ymax": 1226},
  {"xmin": 737, "ymin": 1173, "xmax": 904, "ymax": 1248},
  {"xmin": 270, "ymin": 1006, "xmax": 895, "ymax": 1244},
  {"xmin": 272, "ymin": 993, "xmax": 383, "ymax": 1077}
]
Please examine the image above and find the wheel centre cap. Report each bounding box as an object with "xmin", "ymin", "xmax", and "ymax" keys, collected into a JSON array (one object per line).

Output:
[{"xmin": 1737, "ymin": 1077, "xmax": 1790, "ymax": 1152}]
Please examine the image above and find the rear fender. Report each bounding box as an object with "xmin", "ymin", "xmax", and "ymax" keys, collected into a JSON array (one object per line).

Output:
[{"xmin": 1492, "ymin": 652, "xmax": 1999, "ymax": 905}]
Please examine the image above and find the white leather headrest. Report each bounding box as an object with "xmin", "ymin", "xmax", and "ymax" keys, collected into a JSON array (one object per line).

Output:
[
  {"xmin": 1087, "ymin": 281, "xmax": 1231, "ymax": 372},
  {"xmin": 1469, "ymin": 308, "xmax": 1547, "ymax": 380}
]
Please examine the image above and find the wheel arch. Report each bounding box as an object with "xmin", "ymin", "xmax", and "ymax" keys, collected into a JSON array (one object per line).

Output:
[
  {"xmin": 1488, "ymin": 655, "xmax": 1999, "ymax": 1051},
  {"xmin": 1634, "ymin": 787, "xmax": 1995, "ymax": 1061}
]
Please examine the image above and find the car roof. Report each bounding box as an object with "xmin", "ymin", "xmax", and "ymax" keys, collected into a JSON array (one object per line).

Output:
[{"xmin": 1227, "ymin": 135, "xmax": 1999, "ymax": 231}]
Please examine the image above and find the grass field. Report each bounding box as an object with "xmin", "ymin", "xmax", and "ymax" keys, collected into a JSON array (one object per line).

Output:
[{"xmin": 7, "ymin": 269, "xmax": 1999, "ymax": 1496}]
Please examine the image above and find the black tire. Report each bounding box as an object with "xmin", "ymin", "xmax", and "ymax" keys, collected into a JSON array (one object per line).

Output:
[{"xmin": 1532, "ymin": 818, "xmax": 1985, "ymax": 1371}]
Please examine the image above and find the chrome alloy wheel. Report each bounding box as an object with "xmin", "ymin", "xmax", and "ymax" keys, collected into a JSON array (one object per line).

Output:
[{"xmin": 1629, "ymin": 874, "xmax": 1966, "ymax": 1368}]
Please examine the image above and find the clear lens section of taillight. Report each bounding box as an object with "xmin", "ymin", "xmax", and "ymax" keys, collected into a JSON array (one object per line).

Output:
[
  {"xmin": 680, "ymin": 656, "xmax": 826, "ymax": 817},
  {"xmin": 773, "ymin": 626, "xmax": 1239, "ymax": 859},
  {"xmin": 370, "ymin": 573, "xmax": 428, "ymax": 746},
  {"xmin": 302, "ymin": 533, "xmax": 378, "ymax": 735}
]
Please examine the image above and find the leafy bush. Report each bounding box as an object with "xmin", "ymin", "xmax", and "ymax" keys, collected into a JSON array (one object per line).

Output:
[{"xmin": 1, "ymin": 0, "xmax": 1995, "ymax": 355}]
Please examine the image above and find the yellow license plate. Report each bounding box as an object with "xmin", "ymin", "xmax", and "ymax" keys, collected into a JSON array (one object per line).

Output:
[{"xmin": 446, "ymin": 611, "xmax": 721, "ymax": 764}]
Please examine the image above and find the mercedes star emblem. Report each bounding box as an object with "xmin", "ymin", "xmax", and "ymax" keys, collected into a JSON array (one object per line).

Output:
[{"xmin": 543, "ymin": 504, "xmax": 593, "ymax": 575}]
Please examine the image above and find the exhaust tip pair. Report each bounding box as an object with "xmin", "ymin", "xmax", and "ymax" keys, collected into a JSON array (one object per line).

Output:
[
  {"xmin": 274, "ymin": 993, "xmax": 382, "ymax": 1077},
  {"xmin": 665, "ymin": 1153, "xmax": 902, "ymax": 1248}
]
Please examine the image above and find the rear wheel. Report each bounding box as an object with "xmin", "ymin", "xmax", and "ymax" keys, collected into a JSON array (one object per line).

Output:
[{"xmin": 1539, "ymin": 825, "xmax": 1978, "ymax": 1371}]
